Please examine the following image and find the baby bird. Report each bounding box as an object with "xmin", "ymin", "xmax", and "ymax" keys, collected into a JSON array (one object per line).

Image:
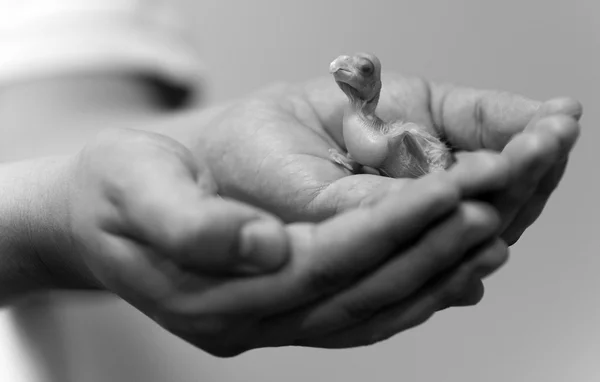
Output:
[{"xmin": 328, "ymin": 53, "xmax": 454, "ymax": 178}]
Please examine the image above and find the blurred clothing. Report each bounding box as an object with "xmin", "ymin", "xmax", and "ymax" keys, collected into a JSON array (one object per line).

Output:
[{"xmin": 0, "ymin": 0, "xmax": 203, "ymax": 96}]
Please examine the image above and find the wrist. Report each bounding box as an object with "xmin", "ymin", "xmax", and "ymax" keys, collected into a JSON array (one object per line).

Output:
[{"xmin": 0, "ymin": 156, "xmax": 100, "ymax": 303}]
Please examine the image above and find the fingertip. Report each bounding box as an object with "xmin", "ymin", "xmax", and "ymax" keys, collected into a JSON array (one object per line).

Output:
[
  {"xmin": 535, "ymin": 114, "xmax": 581, "ymax": 153},
  {"xmin": 451, "ymin": 281, "xmax": 485, "ymax": 307},
  {"xmin": 542, "ymin": 97, "xmax": 583, "ymax": 121},
  {"xmin": 238, "ymin": 218, "xmax": 290, "ymax": 274}
]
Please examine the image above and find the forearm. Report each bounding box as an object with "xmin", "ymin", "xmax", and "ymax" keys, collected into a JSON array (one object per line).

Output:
[{"xmin": 0, "ymin": 156, "xmax": 97, "ymax": 305}]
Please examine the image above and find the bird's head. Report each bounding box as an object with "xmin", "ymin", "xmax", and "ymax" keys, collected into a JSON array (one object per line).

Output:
[{"xmin": 329, "ymin": 52, "xmax": 382, "ymax": 106}]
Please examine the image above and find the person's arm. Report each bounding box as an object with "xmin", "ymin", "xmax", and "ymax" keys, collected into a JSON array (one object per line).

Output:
[
  {"xmin": 0, "ymin": 127, "xmax": 509, "ymax": 355},
  {"xmin": 0, "ymin": 157, "xmax": 99, "ymax": 304}
]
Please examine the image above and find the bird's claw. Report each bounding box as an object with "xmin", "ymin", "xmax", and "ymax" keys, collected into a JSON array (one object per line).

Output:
[{"xmin": 329, "ymin": 148, "xmax": 362, "ymax": 174}]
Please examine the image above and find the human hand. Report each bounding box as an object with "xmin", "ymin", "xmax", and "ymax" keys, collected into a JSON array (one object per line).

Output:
[
  {"xmin": 29, "ymin": 129, "xmax": 509, "ymax": 356},
  {"xmin": 192, "ymin": 75, "xmax": 581, "ymax": 245}
]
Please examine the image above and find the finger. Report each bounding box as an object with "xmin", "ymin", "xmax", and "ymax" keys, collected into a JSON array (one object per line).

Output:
[
  {"xmin": 307, "ymin": 148, "xmax": 510, "ymax": 217},
  {"xmin": 159, "ymin": 173, "xmax": 462, "ymax": 317},
  {"xmin": 444, "ymin": 151, "xmax": 511, "ymax": 197},
  {"xmin": 446, "ymin": 239, "xmax": 510, "ymax": 308},
  {"xmin": 449, "ymin": 280, "xmax": 485, "ymax": 308},
  {"xmin": 523, "ymin": 98, "xmax": 582, "ymax": 163},
  {"xmin": 295, "ymin": 239, "xmax": 508, "ymax": 348},
  {"xmin": 428, "ymin": 83, "xmax": 541, "ymax": 150},
  {"xmin": 492, "ymin": 118, "xmax": 565, "ymax": 235},
  {"xmin": 356, "ymin": 151, "xmax": 511, "ymax": 207},
  {"xmin": 121, "ymin": 191, "xmax": 289, "ymax": 276},
  {"xmin": 97, "ymin": 132, "xmax": 289, "ymax": 276},
  {"xmin": 302, "ymin": 76, "xmax": 540, "ymax": 151},
  {"xmin": 525, "ymin": 97, "xmax": 583, "ymax": 133},
  {"xmin": 502, "ymin": 157, "xmax": 569, "ymax": 245},
  {"xmin": 263, "ymin": 201, "xmax": 500, "ymax": 339},
  {"xmin": 498, "ymin": 101, "xmax": 582, "ymax": 245}
]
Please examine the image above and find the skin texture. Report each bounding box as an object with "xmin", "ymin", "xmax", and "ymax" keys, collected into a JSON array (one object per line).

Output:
[
  {"xmin": 188, "ymin": 74, "xmax": 582, "ymax": 247},
  {"xmin": 0, "ymin": 74, "xmax": 580, "ymax": 358},
  {"xmin": 0, "ymin": 128, "xmax": 514, "ymax": 356},
  {"xmin": 328, "ymin": 53, "xmax": 454, "ymax": 178}
]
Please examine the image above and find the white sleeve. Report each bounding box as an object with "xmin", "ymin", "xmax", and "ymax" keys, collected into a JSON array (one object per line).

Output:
[{"xmin": 0, "ymin": 0, "xmax": 204, "ymax": 98}]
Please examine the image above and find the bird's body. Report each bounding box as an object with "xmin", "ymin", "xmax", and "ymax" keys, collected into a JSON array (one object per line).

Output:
[{"xmin": 328, "ymin": 53, "xmax": 454, "ymax": 178}]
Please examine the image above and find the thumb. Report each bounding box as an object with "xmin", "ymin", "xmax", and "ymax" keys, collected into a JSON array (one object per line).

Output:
[
  {"xmin": 128, "ymin": 196, "xmax": 290, "ymax": 276},
  {"xmin": 108, "ymin": 153, "xmax": 290, "ymax": 276},
  {"xmin": 185, "ymin": 198, "xmax": 291, "ymax": 276}
]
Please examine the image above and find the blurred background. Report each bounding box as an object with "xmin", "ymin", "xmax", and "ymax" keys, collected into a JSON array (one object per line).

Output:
[{"xmin": 0, "ymin": 0, "xmax": 598, "ymax": 381}]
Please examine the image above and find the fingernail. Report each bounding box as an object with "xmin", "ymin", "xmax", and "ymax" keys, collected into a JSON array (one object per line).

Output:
[{"xmin": 238, "ymin": 219, "xmax": 289, "ymax": 274}]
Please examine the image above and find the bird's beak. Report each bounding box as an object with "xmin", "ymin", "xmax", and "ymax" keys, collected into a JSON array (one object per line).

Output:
[
  {"xmin": 329, "ymin": 56, "xmax": 348, "ymax": 73},
  {"xmin": 329, "ymin": 55, "xmax": 354, "ymax": 81}
]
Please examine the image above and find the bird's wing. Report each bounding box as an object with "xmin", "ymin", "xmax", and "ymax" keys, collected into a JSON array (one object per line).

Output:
[{"xmin": 382, "ymin": 130, "xmax": 430, "ymax": 178}]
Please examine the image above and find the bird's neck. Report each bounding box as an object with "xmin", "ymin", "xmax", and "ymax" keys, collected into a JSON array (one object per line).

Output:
[
  {"xmin": 351, "ymin": 97, "xmax": 386, "ymax": 132},
  {"xmin": 338, "ymin": 82, "xmax": 386, "ymax": 131}
]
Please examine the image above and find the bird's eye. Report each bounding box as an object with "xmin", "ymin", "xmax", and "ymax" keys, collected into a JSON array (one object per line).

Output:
[{"xmin": 359, "ymin": 61, "xmax": 374, "ymax": 75}]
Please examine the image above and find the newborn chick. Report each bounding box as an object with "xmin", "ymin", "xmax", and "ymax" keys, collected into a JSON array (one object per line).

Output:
[{"xmin": 328, "ymin": 53, "xmax": 454, "ymax": 178}]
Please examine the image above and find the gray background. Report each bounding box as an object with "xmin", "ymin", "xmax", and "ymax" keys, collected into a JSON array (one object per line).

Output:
[{"xmin": 5, "ymin": 0, "xmax": 600, "ymax": 381}]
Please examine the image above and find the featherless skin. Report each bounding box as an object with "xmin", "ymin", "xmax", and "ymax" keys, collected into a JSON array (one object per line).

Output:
[{"xmin": 328, "ymin": 53, "xmax": 454, "ymax": 178}]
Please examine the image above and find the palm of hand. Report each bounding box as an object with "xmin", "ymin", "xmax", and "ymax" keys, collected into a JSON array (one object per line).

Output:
[{"xmin": 195, "ymin": 74, "xmax": 580, "ymax": 243}]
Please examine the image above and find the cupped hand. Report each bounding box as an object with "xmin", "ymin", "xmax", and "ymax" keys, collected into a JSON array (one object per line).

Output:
[
  {"xmin": 41, "ymin": 128, "xmax": 510, "ymax": 357},
  {"xmin": 192, "ymin": 74, "xmax": 581, "ymax": 244}
]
